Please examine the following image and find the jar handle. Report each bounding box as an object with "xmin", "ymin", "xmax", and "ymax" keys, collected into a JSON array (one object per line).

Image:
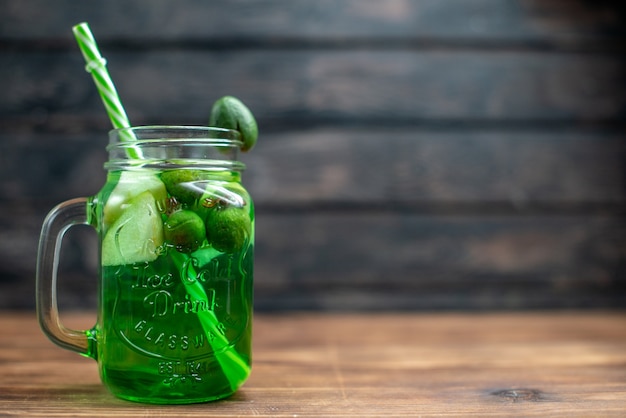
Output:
[{"xmin": 36, "ymin": 197, "xmax": 96, "ymax": 358}]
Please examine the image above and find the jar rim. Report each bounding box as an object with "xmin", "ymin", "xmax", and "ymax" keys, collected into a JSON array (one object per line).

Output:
[
  {"xmin": 109, "ymin": 125, "xmax": 242, "ymax": 143},
  {"xmin": 105, "ymin": 125, "xmax": 246, "ymax": 171}
]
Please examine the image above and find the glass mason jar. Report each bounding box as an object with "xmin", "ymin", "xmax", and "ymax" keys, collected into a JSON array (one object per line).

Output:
[{"xmin": 36, "ymin": 126, "xmax": 254, "ymax": 404}]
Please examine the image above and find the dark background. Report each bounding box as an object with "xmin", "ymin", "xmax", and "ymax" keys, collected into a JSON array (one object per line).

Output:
[{"xmin": 1, "ymin": 0, "xmax": 624, "ymax": 311}]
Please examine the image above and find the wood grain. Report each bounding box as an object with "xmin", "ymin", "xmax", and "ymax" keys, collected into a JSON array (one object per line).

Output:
[
  {"xmin": 1, "ymin": 127, "xmax": 623, "ymax": 311},
  {"xmin": 0, "ymin": 1, "xmax": 624, "ymax": 311},
  {"xmin": 1, "ymin": 311, "xmax": 625, "ymax": 416},
  {"xmin": 2, "ymin": 209, "xmax": 624, "ymax": 311},
  {"xmin": 2, "ymin": 128, "xmax": 624, "ymax": 205},
  {"xmin": 2, "ymin": 50, "xmax": 625, "ymax": 122},
  {"xmin": 2, "ymin": 0, "xmax": 624, "ymax": 42}
]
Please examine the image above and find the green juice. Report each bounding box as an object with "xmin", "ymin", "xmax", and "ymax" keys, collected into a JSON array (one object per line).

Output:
[{"xmin": 93, "ymin": 169, "xmax": 254, "ymax": 403}]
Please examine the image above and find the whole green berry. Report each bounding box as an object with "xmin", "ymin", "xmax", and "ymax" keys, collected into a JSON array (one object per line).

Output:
[
  {"xmin": 205, "ymin": 206, "xmax": 251, "ymax": 253},
  {"xmin": 164, "ymin": 209, "xmax": 206, "ymax": 253},
  {"xmin": 160, "ymin": 170, "xmax": 207, "ymax": 206},
  {"xmin": 209, "ymin": 96, "xmax": 258, "ymax": 152}
]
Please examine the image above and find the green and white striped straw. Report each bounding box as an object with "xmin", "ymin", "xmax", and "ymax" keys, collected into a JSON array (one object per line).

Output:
[{"xmin": 72, "ymin": 22, "xmax": 142, "ymax": 159}]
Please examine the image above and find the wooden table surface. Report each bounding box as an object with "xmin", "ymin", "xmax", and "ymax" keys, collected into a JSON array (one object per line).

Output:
[{"xmin": 1, "ymin": 311, "xmax": 625, "ymax": 417}]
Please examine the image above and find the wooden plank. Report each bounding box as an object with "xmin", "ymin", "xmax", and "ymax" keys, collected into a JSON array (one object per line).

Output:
[
  {"xmin": 1, "ymin": 0, "xmax": 624, "ymax": 42},
  {"xmin": 1, "ymin": 0, "xmax": 624, "ymax": 316},
  {"xmin": 3, "ymin": 209, "xmax": 624, "ymax": 310},
  {"xmin": 252, "ymin": 212, "xmax": 626, "ymax": 310},
  {"xmin": 2, "ymin": 50, "xmax": 625, "ymax": 122},
  {"xmin": 0, "ymin": 132, "xmax": 107, "ymax": 204},
  {"xmin": 244, "ymin": 128, "xmax": 626, "ymax": 206},
  {"xmin": 1, "ymin": 128, "xmax": 624, "ymax": 205},
  {"xmin": 1, "ymin": 312, "xmax": 625, "ymax": 415}
]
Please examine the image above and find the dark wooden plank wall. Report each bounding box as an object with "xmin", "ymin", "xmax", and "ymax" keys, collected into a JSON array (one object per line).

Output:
[{"xmin": 0, "ymin": 0, "xmax": 624, "ymax": 311}]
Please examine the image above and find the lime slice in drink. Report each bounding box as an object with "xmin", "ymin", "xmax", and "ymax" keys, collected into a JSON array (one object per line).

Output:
[
  {"xmin": 103, "ymin": 171, "xmax": 167, "ymax": 228},
  {"xmin": 102, "ymin": 191, "xmax": 164, "ymax": 266}
]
